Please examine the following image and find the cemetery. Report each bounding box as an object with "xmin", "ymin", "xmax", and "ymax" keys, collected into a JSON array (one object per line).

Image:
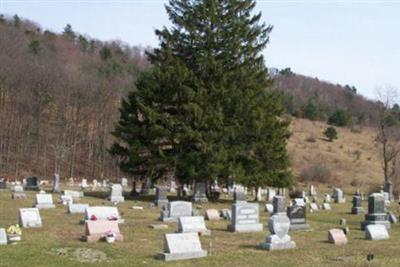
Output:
[{"xmin": 1, "ymin": 182, "xmax": 400, "ymax": 266}]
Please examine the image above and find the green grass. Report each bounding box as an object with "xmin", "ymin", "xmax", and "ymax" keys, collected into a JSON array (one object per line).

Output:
[{"xmin": 1, "ymin": 189, "xmax": 400, "ymax": 267}]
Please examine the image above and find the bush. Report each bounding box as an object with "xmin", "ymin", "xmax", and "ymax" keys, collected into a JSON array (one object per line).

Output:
[
  {"xmin": 328, "ymin": 109, "xmax": 352, "ymax": 127},
  {"xmin": 299, "ymin": 164, "xmax": 332, "ymax": 183},
  {"xmin": 324, "ymin": 126, "xmax": 338, "ymax": 142}
]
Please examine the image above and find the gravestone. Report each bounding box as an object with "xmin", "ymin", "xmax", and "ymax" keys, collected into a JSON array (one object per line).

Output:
[
  {"xmin": 293, "ymin": 198, "xmax": 305, "ymax": 206},
  {"xmin": 192, "ymin": 181, "xmax": 208, "ymax": 203},
  {"xmin": 220, "ymin": 209, "xmax": 232, "ymax": 220},
  {"xmin": 157, "ymin": 233, "xmax": 207, "ymax": 261},
  {"xmin": 205, "ymin": 209, "xmax": 220, "ymax": 221},
  {"xmin": 60, "ymin": 195, "xmax": 73, "ymax": 205},
  {"xmin": 0, "ymin": 178, "xmax": 6, "ymax": 189},
  {"xmin": 265, "ymin": 203, "xmax": 274, "ymax": 213},
  {"xmin": 68, "ymin": 203, "xmax": 89, "ymax": 214},
  {"xmin": 121, "ymin": 177, "xmax": 128, "ymax": 187},
  {"xmin": 19, "ymin": 208, "xmax": 42, "ymax": 228},
  {"xmin": 260, "ymin": 212, "xmax": 296, "ymax": 251},
  {"xmin": 85, "ymin": 206, "xmax": 124, "ymax": 223},
  {"xmin": 84, "ymin": 220, "xmax": 123, "ymax": 242},
  {"xmin": 309, "ymin": 185, "xmax": 317, "ymax": 196},
  {"xmin": 387, "ymin": 211, "xmax": 398, "ymax": 224},
  {"xmin": 267, "ymin": 188, "xmax": 276, "ymax": 202},
  {"xmin": 365, "ymin": 224, "xmax": 389, "ymax": 240},
  {"xmin": 351, "ymin": 195, "xmax": 364, "ymax": 214},
  {"xmin": 108, "ymin": 184, "xmax": 124, "ymax": 203},
  {"xmin": 178, "ymin": 216, "xmax": 211, "ymax": 235},
  {"xmin": 228, "ymin": 202, "xmax": 263, "ymax": 232},
  {"xmin": 384, "ymin": 180, "xmax": 393, "ymax": 202},
  {"xmin": 35, "ymin": 193, "xmax": 55, "ymax": 209},
  {"xmin": 12, "ymin": 185, "xmax": 26, "ymax": 199},
  {"xmin": 0, "ymin": 228, "xmax": 7, "ymax": 245},
  {"xmin": 273, "ymin": 195, "xmax": 286, "ymax": 215},
  {"xmin": 323, "ymin": 193, "xmax": 331, "ymax": 203},
  {"xmin": 52, "ymin": 173, "xmax": 60, "ymax": 193},
  {"xmin": 233, "ymin": 189, "xmax": 246, "ymax": 203},
  {"xmin": 160, "ymin": 201, "xmax": 193, "ymax": 222},
  {"xmin": 64, "ymin": 190, "xmax": 83, "ymax": 199},
  {"xmin": 140, "ymin": 179, "xmax": 151, "ymax": 195},
  {"xmin": 328, "ymin": 229, "xmax": 348, "ymax": 245},
  {"xmin": 81, "ymin": 179, "xmax": 88, "ymax": 188},
  {"xmin": 25, "ymin": 176, "xmax": 39, "ymax": 191},
  {"xmin": 155, "ymin": 186, "xmax": 169, "ymax": 208},
  {"xmin": 333, "ymin": 188, "xmax": 345, "ymax": 203},
  {"xmin": 287, "ymin": 202, "xmax": 310, "ymax": 231},
  {"xmin": 323, "ymin": 203, "xmax": 332, "ymax": 210},
  {"xmin": 310, "ymin": 203, "xmax": 319, "ymax": 211},
  {"xmin": 362, "ymin": 193, "xmax": 390, "ymax": 230}
]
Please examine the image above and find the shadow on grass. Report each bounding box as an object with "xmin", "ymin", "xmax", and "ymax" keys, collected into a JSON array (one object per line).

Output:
[{"xmin": 239, "ymin": 244, "xmax": 261, "ymax": 250}]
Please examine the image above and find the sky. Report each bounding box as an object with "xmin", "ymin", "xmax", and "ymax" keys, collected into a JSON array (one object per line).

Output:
[{"xmin": 1, "ymin": 0, "xmax": 399, "ymax": 100}]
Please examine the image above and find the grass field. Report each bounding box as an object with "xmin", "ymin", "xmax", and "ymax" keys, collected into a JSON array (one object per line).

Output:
[{"xmin": 1, "ymin": 188, "xmax": 400, "ymax": 267}]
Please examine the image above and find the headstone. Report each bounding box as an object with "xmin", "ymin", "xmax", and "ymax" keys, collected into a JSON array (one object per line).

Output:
[
  {"xmin": 233, "ymin": 189, "xmax": 246, "ymax": 203},
  {"xmin": 121, "ymin": 177, "xmax": 128, "ymax": 187},
  {"xmin": 68, "ymin": 177, "xmax": 74, "ymax": 187},
  {"xmin": 323, "ymin": 193, "xmax": 331, "ymax": 203},
  {"xmin": 19, "ymin": 208, "xmax": 42, "ymax": 228},
  {"xmin": 365, "ymin": 224, "xmax": 389, "ymax": 240},
  {"xmin": 272, "ymin": 195, "xmax": 286, "ymax": 215},
  {"xmin": 157, "ymin": 233, "xmax": 207, "ymax": 261},
  {"xmin": 0, "ymin": 228, "xmax": 7, "ymax": 245},
  {"xmin": 265, "ymin": 203, "xmax": 274, "ymax": 213},
  {"xmin": 92, "ymin": 179, "xmax": 98, "ymax": 189},
  {"xmin": 178, "ymin": 216, "xmax": 211, "ymax": 235},
  {"xmin": 155, "ymin": 186, "xmax": 169, "ymax": 208},
  {"xmin": 260, "ymin": 213, "xmax": 296, "ymax": 251},
  {"xmin": 0, "ymin": 178, "xmax": 6, "ymax": 189},
  {"xmin": 108, "ymin": 184, "xmax": 124, "ymax": 203},
  {"xmin": 333, "ymin": 188, "xmax": 345, "ymax": 203},
  {"xmin": 85, "ymin": 206, "xmax": 124, "ymax": 223},
  {"xmin": 387, "ymin": 211, "xmax": 398, "ymax": 224},
  {"xmin": 228, "ymin": 202, "xmax": 263, "ymax": 232},
  {"xmin": 140, "ymin": 178, "xmax": 151, "ymax": 195},
  {"xmin": 160, "ymin": 201, "xmax": 193, "ymax": 222},
  {"xmin": 309, "ymin": 185, "xmax": 317, "ymax": 196},
  {"xmin": 81, "ymin": 179, "xmax": 88, "ymax": 188},
  {"xmin": 64, "ymin": 190, "xmax": 83, "ymax": 199},
  {"xmin": 351, "ymin": 195, "xmax": 364, "ymax": 214},
  {"xmin": 328, "ymin": 229, "xmax": 348, "ymax": 245},
  {"xmin": 84, "ymin": 220, "xmax": 123, "ymax": 242},
  {"xmin": 362, "ymin": 193, "xmax": 390, "ymax": 230},
  {"xmin": 287, "ymin": 204, "xmax": 310, "ymax": 231},
  {"xmin": 267, "ymin": 188, "xmax": 276, "ymax": 202},
  {"xmin": 384, "ymin": 180, "xmax": 393, "ymax": 201},
  {"xmin": 205, "ymin": 209, "xmax": 220, "ymax": 221},
  {"xmin": 12, "ymin": 185, "xmax": 26, "ymax": 199},
  {"xmin": 310, "ymin": 203, "xmax": 319, "ymax": 211},
  {"xmin": 323, "ymin": 203, "xmax": 331, "ymax": 210},
  {"xmin": 192, "ymin": 181, "xmax": 208, "ymax": 203},
  {"xmin": 68, "ymin": 203, "xmax": 89, "ymax": 214},
  {"xmin": 52, "ymin": 173, "xmax": 61, "ymax": 193},
  {"xmin": 35, "ymin": 193, "xmax": 55, "ymax": 209},
  {"xmin": 339, "ymin": 218, "xmax": 347, "ymax": 226},
  {"xmin": 60, "ymin": 195, "xmax": 73, "ymax": 205},
  {"xmin": 25, "ymin": 177, "xmax": 39, "ymax": 191},
  {"xmin": 293, "ymin": 198, "xmax": 305, "ymax": 206},
  {"xmin": 220, "ymin": 209, "xmax": 232, "ymax": 220}
]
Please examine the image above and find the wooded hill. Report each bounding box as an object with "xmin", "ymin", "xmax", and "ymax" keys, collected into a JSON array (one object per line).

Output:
[{"xmin": 0, "ymin": 15, "xmax": 397, "ymax": 181}]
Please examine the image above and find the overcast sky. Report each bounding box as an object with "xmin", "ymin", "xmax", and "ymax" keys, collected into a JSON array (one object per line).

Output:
[{"xmin": 1, "ymin": 0, "xmax": 399, "ymax": 100}]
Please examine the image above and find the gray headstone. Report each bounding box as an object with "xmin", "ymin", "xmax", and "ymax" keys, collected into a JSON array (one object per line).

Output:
[
  {"xmin": 108, "ymin": 184, "xmax": 124, "ymax": 203},
  {"xmin": 287, "ymin": 204, "xmax": 310, "ymax": 231},
  {"xmin": 19, "ymin": 208, "xmax": 42, "ymax": 228},
  {"xmin": 365, "ymin": 224, "xmax": 389, "ymax": 240},
  {"xmin": 273, "ymin": 195, "xmax": 286, "ymax": 215},
  {"xmin": 192, "ymin": 182, "xmax": 208, "ymax": 203},
  {"xmin": 260, "ymin": 214, "xmax": 296, "ymax": 251},
  {"xmin": 234, "ymin": 189, "xmax": 246, "ymax": 203},
  {"xmin": 178, "ymin": 216, "xmax": 210, "ymax": 235},
  {"xmin": 161, "ymin": 201, "xmax": 193, "ymax": 222},
  {"xmin": 362, "ymin": 193, "xmax": 390, "ymax": 230},
  {"xmin": 155, "ymin": 186, "xmax": 169, "ymax": 208},
  {"xmin": 333, "ymin": 188, "xmax": 345, "ymax": 203},
  {"xmin": 228, "ymin": 202, "xmax": 263, "ymax": 232},
  {"xmin": 52, "ymin": 173, "xmax": 60, "ymax": 193},
  {"xmin": 351, "ymin": 195, "xmax": 364, "ymax": 214},
  {"xmin": 68, "ymin": 203, "xmax": 89, "ymax": 214},
  {"xmin": 157, "ymin": 233, "xmax": 207, "ymax": 261}
]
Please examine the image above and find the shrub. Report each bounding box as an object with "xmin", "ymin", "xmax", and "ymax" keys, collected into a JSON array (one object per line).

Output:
[
  {"xmin": 299, "ymin": 164, "xmax": 332, "ymax": 183},
  {"xmin": 324, "ymin": 126, "xmax": 338, "ymax": 142},
  {"xmin": 328, "ymin": 109, "xmax": 352, "ymax": 127}
]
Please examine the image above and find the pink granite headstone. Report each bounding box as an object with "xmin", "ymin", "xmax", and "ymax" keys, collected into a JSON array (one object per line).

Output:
[{"xmin": 328, "ymin": 229, "xmax": 347, "ymax": 245}]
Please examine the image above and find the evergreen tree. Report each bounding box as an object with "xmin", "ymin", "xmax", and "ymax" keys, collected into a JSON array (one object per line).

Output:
[
  {"xmin": 63, "ymin": 24, "xmax": 76, "ymax": 40},
  {"xmin": 111, "ymin": 0, "xmax": 292, "ymax": 189},
  {"xmin": 324, "ymin": 126, "xmax": 338, "ymax": 142}
]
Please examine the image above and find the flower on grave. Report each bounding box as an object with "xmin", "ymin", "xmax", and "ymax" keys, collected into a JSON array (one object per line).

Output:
[
  {"xmin": 107, "ymin": 215, "xmax": 118, "ymax": 221},
  {"xmin": 102, "ymin": 230, "xmax": 117, "ymax": 238},
  {"xmin": 6, "ymin": 224, "xmax": 22, "ymax": 236},
  {"xmin": 90, "ymin": 215, "xmax": 97, "ymax": 221}
]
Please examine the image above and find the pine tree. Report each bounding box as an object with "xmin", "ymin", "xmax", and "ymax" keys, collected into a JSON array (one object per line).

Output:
[{"xmin": 111, "ymin": 0, "xmax": 292, "ymax": 189}]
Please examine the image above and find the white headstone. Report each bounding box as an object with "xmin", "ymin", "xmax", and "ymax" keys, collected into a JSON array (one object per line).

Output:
[
  {"xmin": 0, "ymin": 228, "xmax": 7, "ymax": 245},
  {"xmin": 178, "ymin": 216, "xmax": 210, "ymax": 235},
  {"xmin": 68, "ymin": 203, "xmax": 89, "ymax": 214},
  {"xmin": 19, "ymin": 208, "xmax": 42, "ymax": 228},
  {"xmin": 108, "ymin": 184, "xmax": 124, "ymax": 203},
  {"xmin": 61, "ymin": 195, "xmax": 73, "ymax": 205},
  {"xmin": 157, "ymin": 233, "xmax": 207, "ymax": 261},
  {"xmin": 85, "ymin": 206, "xmax": 123, "ymax": 223},
  {"xmin": 35, "ymin": 194, "xmax": 55, "ymax": 209},
  {"xmin": 365, "ymin": 224, "xmax": 389, "ymax": 240}
]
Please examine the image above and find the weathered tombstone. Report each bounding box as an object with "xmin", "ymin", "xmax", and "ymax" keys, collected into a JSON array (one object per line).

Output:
[
  {"xmin": 108, "ymin": 184, "xmax": 124, "ymax": 203},
  {"xmin": 157, "ymin": 233, "xmax": 207, "ymax": 261},
  {"xmin": 362, "ymin": 193, "xmax": 390, "ymax": 230},
  {"xmin": 351, "ymin": 195, "xmax": 364, "ymax": 214},
  {"xmin": 260, "ymin": 211, "xmax": 296, "ymax": 250},
  {"xmin": 287, "ymin": 201, "xmax": 310, "ymax": 231},
  {"xmin": 365, "ymin": 224, "xmax": 389, "ymax": 240},
  {"xmin": 155, "ymin": 186, "xmax": 169, "ymax": 208},
  {"xmin": 0, "ymin": 228, "xmax": 7, "ymax": 245},
  {"xmin": 205, "ymin": 209, "xmax": 220, "ymax": 221},
  {"xmin": 19, "ymin": 208, "xmax": 42, "ymax": 228},
  {"xmin": 12, "ymin": 185, "xmax": 26, "ymax": 199},
  {"xmin": 84, "ymin": 220, "xmax": 123, "ymax": 242},
  {"xmin": 25, "ymin": 177, "xmax": 39, "ymax": 191},
  {"xmin": 192, "ymin": 181, "xmax": 208, "ymax": 203},
  {"xmin": 265, "ymin": 203, "xmax": 274, "ymax": 213},
  {"xmin": 64, "ymin": 190, "xmax": 83, "ymax": 199},
  {"xmin": 160, "ymin": 201, "xmax": 193, "ymax": 222},
  {"xmin": 328, "ymin": 229, "xmax": 348, "ymax": 245},
  {"xmin": 228, "ymin": 202, "xmax": 263, "ymax": 232},
  {"xmin": 52, "ymin": 173, "xmax": 61, "ymax": 193},
  {"xmin": 333, "ymin": 188, "xmax": 345, "ymax": 203},
  {"xmin": 323, "ymin": 203, "xmax": 331, "ymax": 210},
  {"xmin": 220, "ymin": 209, "xmax": 232, "ymax": 220},
  {"xmin": 85, "ymin": 206, "xmax": 124, "ymax": 223},
  {"xmin": 272, "ymin": 195, "xmax": 286, "ymax": 215},
  {"xmin": 178, "ymin": 216, "xmax": 211, "ymax": 235},
  {"xmin": 35, "ymin": 193, "xmax": 55, "ymax": 209},
  {"xmin": 233, "ymin": 189, "xmax": 246, "ymax": 203},
  {"xmin": 310, "ymin": 203, "xmax": 319, "ymax": 212},
  {"xmin": 68, "ymin": 203, "xmax": 89, "ymax": 214}
]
